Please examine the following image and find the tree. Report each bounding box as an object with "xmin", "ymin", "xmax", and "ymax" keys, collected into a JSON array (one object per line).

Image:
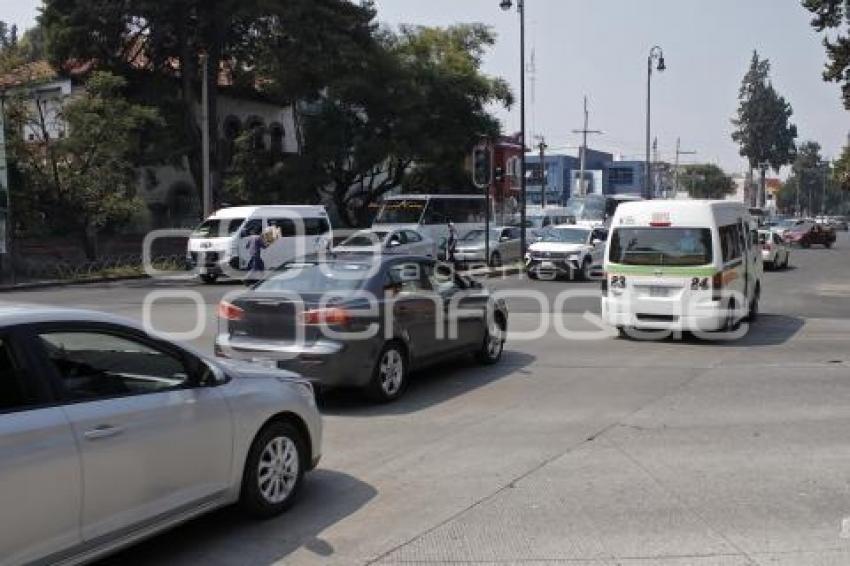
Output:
[
  {"xmin": 7, "ymin": 72, "xmax": 162, "ymax": 259},
  {"xmin": 305, "ymin": 23, "xmax": 512, "ymax": 226},
  {"xmin": 41, "ymin": 0, "xmax": 379, "ymax": 209},
  {"xmin": 776, "ymin": 141, "xmax": 827, "ymax": 216},
  {"xmin": 802, "ymin": 0, "xmax": 850, "ymax": 108},
  {"xmin": 731, "ymin": 51, "xmax": 798, "ymax": 207},
  {"xmin": 679, "ymin": 164, "xmax": 736, "ymax": 199}
]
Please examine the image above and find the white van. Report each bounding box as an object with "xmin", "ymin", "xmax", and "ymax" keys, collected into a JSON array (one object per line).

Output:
[
  {"xmin": 602, "ymin": 200, "xmax": 763, "ymax": 335},
  {"xmin": 187, "ymin": 206, "xmax": 332, "ymax": 283}
]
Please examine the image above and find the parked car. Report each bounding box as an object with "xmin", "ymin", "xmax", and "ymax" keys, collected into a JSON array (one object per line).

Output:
[
  {"xmin": 453, "ymin": 226, "xmax": 523, "ymax": 267},
  {"xmin": 215, "ymin": 254, "xmax": 509, "ymax": 403},
  {"xmin": 0, "ymin": 307, "xmax": 321, "ymax": 566},
  {"xmin": 333, "ymin": 228, "xmax": 436, "ymax": 258},
  {"xmin": 759, "ymin": 229, "xmax": 790, "ymax": 270},
  {"xmin": 784, "ymin": 222, "xmax": 837, "ymax": 248},
  {"xmin": 525, "ymin": 225, "xmax": 607, "ymax": 280},
  {"xmin": 829, "ymin": 216, "xmax": 849, "ymax": 231}
]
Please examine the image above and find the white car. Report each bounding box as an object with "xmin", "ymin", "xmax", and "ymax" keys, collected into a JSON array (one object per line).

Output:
[
  {"xmin": 0, "ymin": 307, "xmax": 322, "ymax": 566},
  {"xmin": 334, "ymin": 228, "xmax": 435, "ymax": 257},
  {"xmin": 759, "ymin": 229, "xmax": 790, "ymax": 270},
  {"xmin": 525, "ymin": 225, "xmax": 607, "ymax": 280}
]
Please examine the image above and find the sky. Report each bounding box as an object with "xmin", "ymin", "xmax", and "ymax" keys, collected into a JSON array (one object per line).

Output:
[{"xmin": 6, "ymin": 0, "xmax": 849, "ymax": 174}]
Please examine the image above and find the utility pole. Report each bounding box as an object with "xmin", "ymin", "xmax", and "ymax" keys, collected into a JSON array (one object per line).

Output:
[
  {"xmin": 822, "ymin": 160, "xmax": 829, "ymax": 216},
  {"xmin": 200, "ymin": 53, "xmax": 212, "ymax": 218},
  {"xmin": 535, "ymin": 136, "xmax": 548, "ymax": 207},
  {"xmin": 571, "ymin": 96, "xmax": 602, "ymax": 197},
  {"xmin": 0, "ymin": 91, "xmax": 10, "ymax": 283},
  {"xmin": 674, "ymin": 137, "xmax": 696, "ymax": 197}
]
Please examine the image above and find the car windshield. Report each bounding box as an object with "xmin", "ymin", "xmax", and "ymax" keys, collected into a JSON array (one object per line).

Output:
[
  {"xmin": 540, "ymin": 228, "xmax": 589, "ymax": 244},
  {"xmin": 256, "ymin": 262, "xmax": 372, "ymax": 293},
  {"xmin": 758, "ymin": 232, "xmax": 771, "ymax": 244},
  {"xmin": 461, "ymin": 229, "xmax": 499, "ymax": 242},
  {"xmin": 375, "ymin": 200, "xmax": 427, "ymax": 224},
  {"xmin": 341, "ymin": 231, "xmax": 388, "ymax": 247},
  {"xmin": 609, "ymin": 228, "xmax": 713, "ymax": 266},
  {"xmin": 790, "ymin": 223, "xmax": 813, "ymax": 233},
  {"xmin": 192, "ymin": 218, "xmax": 244, "ymax": 237}
]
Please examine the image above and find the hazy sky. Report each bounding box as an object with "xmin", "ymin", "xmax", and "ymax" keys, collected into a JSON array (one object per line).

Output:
[{"xmin": 7, "ymin": 0, "xmax": 849, "ymax": 173}]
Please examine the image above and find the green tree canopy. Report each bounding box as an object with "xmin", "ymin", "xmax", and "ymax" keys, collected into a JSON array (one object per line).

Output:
[
  {"xmin": 7, "ymin": 71, "xmax": 163, "ymax": 258},
  {"xmin": 731, "ymin": 51, "xmax": 798, "ymax": 206},
  {"xmin": 802, "ymin": 0, "xmax": 850, "ymax": 108},
  {"xmin": 679, "ymin": 164, "xmax": 736, "ymax": 200}
]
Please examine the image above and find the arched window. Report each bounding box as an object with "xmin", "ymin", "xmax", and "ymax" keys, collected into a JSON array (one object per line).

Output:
[
  {"xmin": 269, "ymin": 122, "xmax": 285, "ymax": 154},
  {"xmin": 246, "ymin": 116, "xmax": 265, "ymax": 151},
  {"xmin": 221, "ymin": 115, "xmax": 242, "ymax": 167}
]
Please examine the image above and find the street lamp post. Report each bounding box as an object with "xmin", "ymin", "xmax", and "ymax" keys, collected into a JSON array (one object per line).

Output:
[
  {"xmin": 500, "ymin": 0, "xmax": 527, "ymax": 254},
  {"xmin": 645, "ymin": 46, "xmax": 665, "ymax": 200}
]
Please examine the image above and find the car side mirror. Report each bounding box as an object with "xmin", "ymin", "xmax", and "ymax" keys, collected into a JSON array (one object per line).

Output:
[
  {"xmin": 193, "ymin": 359, "xmax": 227, "ymax": 387},
  {"xmin": 387, "ymin": 239, "xmax": 402, "ymax": 248}
]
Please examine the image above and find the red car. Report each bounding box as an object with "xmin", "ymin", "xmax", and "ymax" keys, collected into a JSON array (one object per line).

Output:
[{"xmin": 784, "ymin": 222, "xmax": 837, "ymax": 248}]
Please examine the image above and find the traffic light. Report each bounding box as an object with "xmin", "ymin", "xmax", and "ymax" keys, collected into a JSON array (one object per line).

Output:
[{"xmin": 472, "ymin": 146, "xmax": 492, "ymax": 188}]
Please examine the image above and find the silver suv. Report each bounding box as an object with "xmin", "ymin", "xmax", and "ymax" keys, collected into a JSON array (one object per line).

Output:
[{"xmin": 0, "ymin": 307, "xmax": 322, "ymax": 565}]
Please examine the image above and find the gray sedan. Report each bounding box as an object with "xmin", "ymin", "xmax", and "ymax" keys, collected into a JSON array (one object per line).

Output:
[
  {"xmin": 0, "ymin": 307, "xmax": 321, "ymax": 566},
  {"xmin": 453, "ymin": 226, "xmax": 523, "ymax": 267},
  {"xmin": 215, "ymin": 254, "xmax": 509, "ymax": 402}
]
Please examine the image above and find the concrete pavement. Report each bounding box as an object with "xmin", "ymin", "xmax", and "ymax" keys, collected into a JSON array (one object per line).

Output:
[{"xmin": 2, "ymin": 235, "xmax": 850, "ymax": 565}]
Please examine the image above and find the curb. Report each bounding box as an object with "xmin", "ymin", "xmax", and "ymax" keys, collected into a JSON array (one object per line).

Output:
[{"xmin": 0, "ymin": 274, "xmax": 150, "ymax": 292}]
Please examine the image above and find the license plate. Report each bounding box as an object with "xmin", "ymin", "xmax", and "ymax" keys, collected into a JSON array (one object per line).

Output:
[
  {"xmin": 649, "ymin": 286, "xmax": 669, "ymax": 298},
  {"xmin": 541, "ymin": 261, "xmax": 555, "ymax": 269},
  {"xmin": 198, "ymin": 267, "xmax": 209, "ymax": 275}
]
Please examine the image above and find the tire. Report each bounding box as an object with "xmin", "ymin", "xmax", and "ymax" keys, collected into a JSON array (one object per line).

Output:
[
  {"xmin": 527, "ymin": 270, "xmax": 539, "ymax": 280},
  {"xmin": 367, "ymin": 342, "xmax": 408, "ymax": 403},
  {"xmin": 724, "ymin": 299, "xmax": 740, "ymax": 332},
  {"xmin": 578, "ymin": 259, "xmax": 592, "ymax": 281},
  {"xmin": 747, "ymin": 286, "xmax": 760, "ymax": 323},
  {"xmin": 200, "ymin": 273, "xmax": 219, "ymax": 284},
  {"xmin": 825, "ymin": 241, "xmax": 833, "ymax": 249},
  {"xmin": 476, "ymin": 315, "xmax": 506, "ymax": 365},
  {"xmin": 489, "ymin": 251, "xmax": 502, "ymax": 268},
  {"xmin": 239, "ymin": 421, "xmax": 306, "ymax": 519}
]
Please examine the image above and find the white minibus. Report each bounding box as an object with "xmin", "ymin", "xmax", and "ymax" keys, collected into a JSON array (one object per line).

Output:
[
  {"xmin": 602, "ymin": 200, "xmax": 763, "ymax": 334},
  {"xmin": 187, "ymin": 205, "xmax": 332, "ymax": 283},
  {"xmin": 372, "ymin": 194, "xmax": 490, "ymax": 242}
]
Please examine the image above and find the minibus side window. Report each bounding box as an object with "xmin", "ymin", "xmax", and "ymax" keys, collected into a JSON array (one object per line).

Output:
[{"xmin": 719, "ymin": 224, "xmax": 742, "ymax": 263}]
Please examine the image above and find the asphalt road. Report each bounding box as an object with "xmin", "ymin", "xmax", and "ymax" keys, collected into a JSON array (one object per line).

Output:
[{"xmin": 3, "ymin": 234, "xmax": 850, "ymax": 565}]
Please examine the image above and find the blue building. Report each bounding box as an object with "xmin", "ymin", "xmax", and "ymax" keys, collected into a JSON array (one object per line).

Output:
[
  {"xmin": 605, "ymin": 161, "xmax": 646, "ymax": 196},
  {"xmin": 526, "ymin": 148, "xmax": 614, "ymax": 205}
]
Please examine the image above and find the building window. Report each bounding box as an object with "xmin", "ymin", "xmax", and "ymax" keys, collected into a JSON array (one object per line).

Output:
[
  {"xmin": 609, "ymin": 167, "xmax": 635, "ymax": 186},
  {"xmin": 246, "ymin": 116, "xmax": 265, "ymax": 151},
  {"xmin": 269, "ymin": 122, "xmax": 284, "ymax": 154}
]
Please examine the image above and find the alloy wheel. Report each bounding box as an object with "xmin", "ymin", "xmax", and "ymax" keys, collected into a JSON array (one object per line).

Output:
[
  {"xmin": 379, "ymin": 348, "xmax": 405, "ymax": 396},
  {"xmin": 257, "ymin": 436, "xmax": 299, "ymax": 505}
]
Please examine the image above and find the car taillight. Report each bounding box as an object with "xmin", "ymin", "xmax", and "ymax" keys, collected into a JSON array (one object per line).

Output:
[
  {"xmin": 300, "ymin": 307, "xmax": 351, "ymax": 326},
  {"xmin": 711, "ymin": 272, "xmax": 723, "ymax": 302},
  {"xmin": 218, "ymin": 301, "xmax": 245, "ymax": 321}
]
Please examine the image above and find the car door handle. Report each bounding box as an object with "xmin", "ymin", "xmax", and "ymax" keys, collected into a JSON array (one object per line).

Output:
[{"xmin": 84, "ymin": 425, "xmax": 125, "ymax": 441}]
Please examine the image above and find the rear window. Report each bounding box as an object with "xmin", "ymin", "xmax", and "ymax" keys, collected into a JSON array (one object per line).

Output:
[
  {"xmin": 192, "ymin": 218, "xmax": 244, "ymax": 237},
  {"xmin": 257, "ymin": 262, "xmax": 371, "ymax": 293},
  {"xmin": 609, "ymin": 228, "xmax": 713, "ymax": 266}
]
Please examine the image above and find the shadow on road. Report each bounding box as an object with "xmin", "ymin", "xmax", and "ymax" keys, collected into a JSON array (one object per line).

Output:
[
  {"xmin": 674, "ymin": 314, "xmax": 805, "ymax": 347},
  {"xmin": 97, "ymin": 469, "xmax": 377, "ymax": 565},
  {"xmin": 320, "ymin": 350, "xmax": 536, "ymax": 416}
]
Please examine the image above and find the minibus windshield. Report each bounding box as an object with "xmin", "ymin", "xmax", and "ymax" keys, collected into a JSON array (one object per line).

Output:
[
  {"xmin": 192, "ymin": 218, "xmax": 245, "ymax": 237},
  {"xmin": 609, "ymin": 228, "xmax": 713, "ymax": 266}
]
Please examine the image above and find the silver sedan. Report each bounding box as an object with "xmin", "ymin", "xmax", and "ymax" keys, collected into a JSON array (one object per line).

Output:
[{"xmin": 0, "ymin": 306, "xmax": 322, "ymax": 566}]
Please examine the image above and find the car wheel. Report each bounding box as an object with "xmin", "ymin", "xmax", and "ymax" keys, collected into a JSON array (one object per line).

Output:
[
  {"xmin": 367, "ymin": 342, "xmax": 408, "ymax": 403},
  {"xmin": 825, "ymin": 241, "xmax": 833, "ymax": 249},
  {"xmin": 239, "ymin": 421, "xmax": 305, "ymax": 519},
  {"xmin": 527, "ymin": 270, "xmax": 538, "ymax": 280},
  {"xmin": 747, "ymin": 286, "xmax": 760, "ymax": 323},
  {"xmin": 724, "ymin": 299, "xmax": 741, "ymax": 332},
  {"xmin": 476, "ymin": 315, "xmax": 506, "ymax": 365},
  {"xmin": 489, "ymin": 251, "xmax": 502, "ymax": 268},
  {"xmin": 200, "ymin": 274, "xmax": 219, "ymax": 284},
  {"xmin": 578, "ymin": 259, "xmax": 592, "ymax": 281}
]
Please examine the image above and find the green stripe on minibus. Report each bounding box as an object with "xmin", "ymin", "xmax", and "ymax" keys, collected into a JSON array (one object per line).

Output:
[{"xmin": 606, "ymin": 264, "xmax": 717, "ymax": 277}]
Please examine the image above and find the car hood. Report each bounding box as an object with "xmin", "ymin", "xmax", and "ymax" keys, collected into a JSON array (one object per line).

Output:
[
  {"xmin": 529, "ymin": 242, "xmax": 585, "ymax": 254},
  {"xmin": 217, "ymin": 358, "xmax": 302, "ymax": 381}
]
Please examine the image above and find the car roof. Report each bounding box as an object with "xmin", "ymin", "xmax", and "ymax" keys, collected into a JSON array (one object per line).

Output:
[
  {"xmin": 291, "ymin": 253, "xmax": 435, "ymax": 265},
  {"xmin": 0, "ymin": 305, "xmax": 140, "ymax": 327}
]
